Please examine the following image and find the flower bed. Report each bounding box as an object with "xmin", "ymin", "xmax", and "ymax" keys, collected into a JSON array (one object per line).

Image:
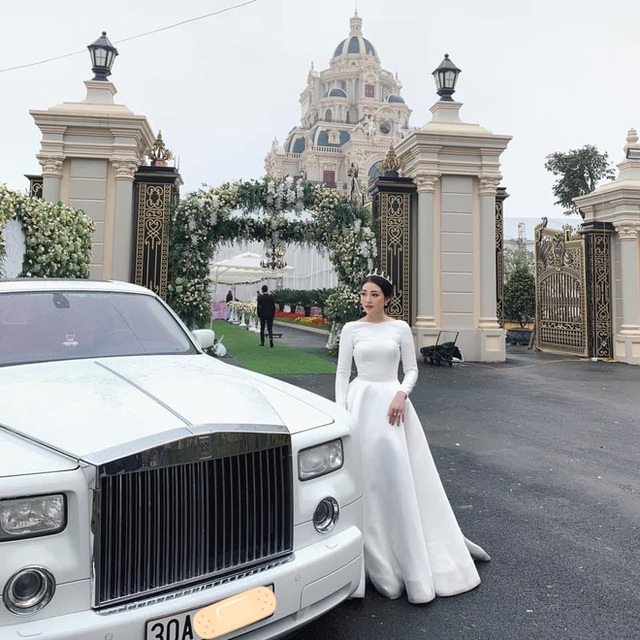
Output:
[{"xmin": 275, "ymin": 311, "xmax": 329, "ymax": 330}]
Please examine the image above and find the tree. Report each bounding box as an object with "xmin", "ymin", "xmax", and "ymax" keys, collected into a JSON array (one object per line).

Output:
[
  {"xmin": 503, "ymin": 264, "xmax": 536, "ymax": 328},
  {"xmin": 544, "ymin": 144, "xmax": 615, "ymax": 217},
  {"xmin": 503, "ymin": 245, "xmax": 534, "ymax": 276}
]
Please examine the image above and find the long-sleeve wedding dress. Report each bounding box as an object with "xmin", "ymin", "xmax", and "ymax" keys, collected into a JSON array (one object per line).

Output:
[{"xmin": 335, "ymin": 319, "xmax": 489, "ymax": 604}]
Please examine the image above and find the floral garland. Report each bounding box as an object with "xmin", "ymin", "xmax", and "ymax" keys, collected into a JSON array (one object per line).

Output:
[
  {"xmin": 168, "ymin": 176, "xmax": 377, "ymax": 328},
  {"xmin": 0, "ymin": 185, "xmax": 94, "ymax": 278}
]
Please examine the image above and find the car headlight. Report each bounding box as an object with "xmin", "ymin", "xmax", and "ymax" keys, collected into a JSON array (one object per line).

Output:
[
  {"xmin": 0, "ymin": 494, "xmax": 66, "ymax": 541},
  {"xmin": 298, "ymin": 439, "xmax": 343, "ymax": 481}
]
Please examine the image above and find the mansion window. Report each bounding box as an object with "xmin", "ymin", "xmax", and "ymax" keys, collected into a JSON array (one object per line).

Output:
[
  {"xmin": 325, "ymin": 109, "xmax": 332, "ymax": 122},
  {"xmin": 365, "ymin": 84, "xmax": 374, "ymax": 98},
  {"xmin": 323, "ymin": 170, "xmax": 336, "ymax": 187}
]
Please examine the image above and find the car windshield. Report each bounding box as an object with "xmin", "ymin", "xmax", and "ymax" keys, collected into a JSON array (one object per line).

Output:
[{"xmin": 0, "ymin": 290, "xmax": 198, "ymax": 366}]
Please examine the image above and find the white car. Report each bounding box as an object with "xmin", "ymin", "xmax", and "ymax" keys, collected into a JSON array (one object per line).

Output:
[{"xmin": 0, "ymin": 279, "xmax": 364, "ymax": 640}]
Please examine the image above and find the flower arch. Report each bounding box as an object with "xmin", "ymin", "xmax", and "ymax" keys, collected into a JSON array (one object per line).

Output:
[
  {"xmin": 167, "ymin": 176, "xmax": 378, "ymax": 328},
  {"xmin": 0, "ymin": 185, "xmax": 94, "ymax": 279}
]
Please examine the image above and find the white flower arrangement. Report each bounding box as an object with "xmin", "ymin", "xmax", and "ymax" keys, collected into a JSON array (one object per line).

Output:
[
  {"xmin": 167, "ymin": 176, "xmax": 378, "ymax": 329},
  {"xmin": 0, "ymin": 185, "xmax": 93, "ymax": 279}
]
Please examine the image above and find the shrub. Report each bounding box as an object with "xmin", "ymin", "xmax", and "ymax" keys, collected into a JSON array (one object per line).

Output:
[{"xmin": 504, "ymin": 265, "xmax": 535, "ymax": 328}]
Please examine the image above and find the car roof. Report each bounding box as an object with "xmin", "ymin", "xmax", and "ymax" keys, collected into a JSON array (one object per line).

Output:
[{"xmin": 0, "ymin": 279, "xmax": 155, "ymax": 295}]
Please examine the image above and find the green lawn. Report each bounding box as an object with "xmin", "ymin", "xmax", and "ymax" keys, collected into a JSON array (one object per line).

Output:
[{"xmin": 210, "ymin": 321, "xmax": 336, "ymax": 375}]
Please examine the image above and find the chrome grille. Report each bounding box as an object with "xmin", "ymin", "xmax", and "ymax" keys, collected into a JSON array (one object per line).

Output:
[{"xmin": 94, "ymin": 432, "xmax": 293, "ymax": 608}]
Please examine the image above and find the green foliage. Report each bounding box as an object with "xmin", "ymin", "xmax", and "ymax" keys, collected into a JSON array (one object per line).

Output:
[
  {"xmin": 544, "ymin": 145, "xmax": 615, "ymax": 217},
  {"xmin": 504, "ymin": 246, "xmax": 534, "ymax": 277},
  {"xmin": 274, "ymin": 287, "xmax": 333, "ymax": 313},
  {"xmin": 503, "ymin": 264, "xmax": 536, "ymax": 328}
]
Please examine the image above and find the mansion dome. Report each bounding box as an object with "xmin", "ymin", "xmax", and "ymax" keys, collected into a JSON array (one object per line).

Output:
[
  {"xmin": 332, "ymin": 13, "xmax": 379, "ymax": 61},
  {"xmin": 264, "ymin": 11, "xmax": 413, "ymax": 198}
]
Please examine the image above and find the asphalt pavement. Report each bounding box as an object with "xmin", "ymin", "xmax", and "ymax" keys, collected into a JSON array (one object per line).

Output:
[{"xmin": 265, "ymin": 324, "xmax": 640, "ymax": 640}]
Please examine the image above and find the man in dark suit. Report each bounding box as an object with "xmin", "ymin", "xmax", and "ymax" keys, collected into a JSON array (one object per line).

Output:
[{"xmin": 257, "ymin": 285, "xmax": 276, "ymax": 347}]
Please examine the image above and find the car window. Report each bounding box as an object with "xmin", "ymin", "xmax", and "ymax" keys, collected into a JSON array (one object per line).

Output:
[{"xmin": 0, "ymin": 290, "xmax": 198, "ymax": 366}]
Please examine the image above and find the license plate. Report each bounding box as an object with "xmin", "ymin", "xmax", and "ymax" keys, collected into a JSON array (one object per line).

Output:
[
  {"xmin": 146, "ymin": 586, "xmax": 276, "ymax": 640},
  {"xmin": 146, "ymin": 610, "xmax": 203, "ymax": 640}
]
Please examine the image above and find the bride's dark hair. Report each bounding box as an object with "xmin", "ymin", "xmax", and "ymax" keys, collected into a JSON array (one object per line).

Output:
[{"xmin": 361, "ymin": 274, "xmax": 393, "ymax": 299}]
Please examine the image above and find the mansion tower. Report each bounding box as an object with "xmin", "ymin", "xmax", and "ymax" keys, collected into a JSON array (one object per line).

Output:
[{"xmin": 264, "ymin": 12, "xmax": 412, "ymax": 196}]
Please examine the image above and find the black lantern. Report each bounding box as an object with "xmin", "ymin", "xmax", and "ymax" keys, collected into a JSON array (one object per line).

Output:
[
  {"xmin": 432, "ymin": 54, "xmax": 461, "ymax": 101},
  {"xmin": 87, "ymin": 32, "xmax": 118, "ymax": 81}
]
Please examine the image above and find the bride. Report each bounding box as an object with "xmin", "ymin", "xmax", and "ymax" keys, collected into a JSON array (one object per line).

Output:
[{"xmin": 335, "ymin": 272, "xmax": 490, "ymax": 604}]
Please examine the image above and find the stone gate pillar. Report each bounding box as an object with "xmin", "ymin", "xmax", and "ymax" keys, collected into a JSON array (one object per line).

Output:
[
  {"xmin": 615, "ymin": 223, "xmax": 640, "ymax": 348},
  {"xmin": 394, "ymin": 96, "xmax": 511, "ymax": 362},
  {"xmin": 575, "ymin": 128, "xmax": 640, "ymax": 365},
  {"xmin": 31, "ymin": 74, "xmax": 155, "ymax": 280},
  {"xmin": 369, "ymin": 147, "xmax": 416, "ymax": 323},
  {"xmin": 414, "ymin": 172, "xmax": 440, "ymax": 329},
  {"xmin": 112, "ymin": 159, "xmax": 140, "ymax": 280}
]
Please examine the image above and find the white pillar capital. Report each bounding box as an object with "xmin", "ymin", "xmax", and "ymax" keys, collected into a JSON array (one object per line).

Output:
[
  {"xmin": 414, "ymin": 172, "xmax": 440, "ymax": 193},
  {"xmin": 37, "ymin": 155, "xmax": 64, "ymax": 177},
  {"xmin": 111, "ymin": 159, "xmax": 139, "ymax": 180},
  {"xmin": 615, "ymin": 222, "xmax": 640, "ymax": 240},
  {"xmin": 478, "ymin": 176, "xmax": 501, "ymax": 195}
]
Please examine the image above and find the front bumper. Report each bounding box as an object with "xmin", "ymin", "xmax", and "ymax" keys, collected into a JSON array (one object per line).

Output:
[{"xmin": 2, "ymin": 525, "xmax": 363, "ymax": 640}]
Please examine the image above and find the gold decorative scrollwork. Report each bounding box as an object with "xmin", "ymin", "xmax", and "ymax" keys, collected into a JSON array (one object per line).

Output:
[
  {"xmin": 495, "ymin": 198, "xmax": 504, "ymax": 326},
  {"xmin": 534, "ymin": 222, "xmax": 588, "ymax": 356},
  {"xmin": 583, "ymin": 226, "xmax": 613, "ymax": 358},
  {"xmin": 134, "ymin": 182, "xmax": 174, "ymax": 297},
  {"xmin": 379, "ymin": 191, "xmax": 411, "ymax": 322}
]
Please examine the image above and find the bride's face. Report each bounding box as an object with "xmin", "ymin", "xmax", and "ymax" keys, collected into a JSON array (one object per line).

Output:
[{"xmin": 360, "ymin": 282, "xmax": 387, "ymax": 316}]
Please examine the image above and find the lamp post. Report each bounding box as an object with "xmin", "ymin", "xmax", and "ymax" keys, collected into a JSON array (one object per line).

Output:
[
  {"xmin": 432, "ymin": 53, "xmax": 461, "ymax": 101},
  {"xmin": 87, "ymin": 31, "xmax": 119, "ymax": 81}
]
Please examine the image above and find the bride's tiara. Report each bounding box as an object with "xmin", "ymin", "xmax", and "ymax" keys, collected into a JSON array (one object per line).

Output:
[{"xmin": 365, "ymin": 268, "xmax": 393, "ymax": 285}]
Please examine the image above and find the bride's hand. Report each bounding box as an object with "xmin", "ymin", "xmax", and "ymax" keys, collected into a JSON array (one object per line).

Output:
[{"xmin": 388, "ymin": 392, "xmax": 407, "ymax": 426}]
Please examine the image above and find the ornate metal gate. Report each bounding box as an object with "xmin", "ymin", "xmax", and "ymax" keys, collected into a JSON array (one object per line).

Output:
[{"xmin": 534, "ymin": 219, "xmax": 588, "ymax": 356}]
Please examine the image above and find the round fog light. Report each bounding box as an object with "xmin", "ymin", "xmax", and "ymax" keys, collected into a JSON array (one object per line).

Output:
[
  {"xmin": 313, "ymin": 497, "xmax": 339, "ymax": 533},
  {"xmin": 3, "ymin": 567, "xmax": 55, "ymax": 616}
]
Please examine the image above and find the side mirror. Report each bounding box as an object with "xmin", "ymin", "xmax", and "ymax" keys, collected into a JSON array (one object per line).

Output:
[{"xmin": 191, "ymin": 329, "xmax": 215, "ymax": 349}]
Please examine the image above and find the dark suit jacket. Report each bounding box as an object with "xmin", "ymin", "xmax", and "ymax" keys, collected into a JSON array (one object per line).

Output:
[{"xmin": 257, "ymin": 292, "xmax": 276, "ymax": 319}]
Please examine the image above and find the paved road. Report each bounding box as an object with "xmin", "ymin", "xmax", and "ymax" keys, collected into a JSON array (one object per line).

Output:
[{"xmin": 270, "ymin": 326, "xmax": 640, "ymax": 640}]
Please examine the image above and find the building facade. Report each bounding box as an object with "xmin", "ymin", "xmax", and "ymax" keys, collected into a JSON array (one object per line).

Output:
[{"xmin": 264, "ymin": 12, "xmax": 412, "ymax": 196}]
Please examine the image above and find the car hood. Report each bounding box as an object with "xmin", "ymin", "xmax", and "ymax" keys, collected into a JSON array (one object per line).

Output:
[{"xmin": 0, "ymin": 355, "xmax": 336, "ymax": 464}]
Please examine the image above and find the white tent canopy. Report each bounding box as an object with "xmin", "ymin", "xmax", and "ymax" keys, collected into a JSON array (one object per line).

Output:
[{"xmin": 209, "ymin": 252, "xmax": 295, "ymax": 285}]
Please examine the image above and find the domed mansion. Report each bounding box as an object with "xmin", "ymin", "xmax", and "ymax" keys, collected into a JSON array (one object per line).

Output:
[{"xmin": 264, "ymin": 11, "xmax": 411, "ymax": 197}]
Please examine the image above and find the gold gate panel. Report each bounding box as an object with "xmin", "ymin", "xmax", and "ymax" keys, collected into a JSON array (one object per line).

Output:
[
  {"xmin": 534, "ymin": 219, "xmax": 588, "ymax": 356},
  {"xmin": 495, "ymin": 188, "xmax": 508, "ymax": 326},
  {"xmin": 134, "ymin": 179, "xmax": 177, "ymax": 298},
  {"xmin": 378, "ymin": 192, "xmax": 411, "ymax": 321},
  {"xmin": 581, "ymin": 222, "xmax": 614, "ymax": 359}
]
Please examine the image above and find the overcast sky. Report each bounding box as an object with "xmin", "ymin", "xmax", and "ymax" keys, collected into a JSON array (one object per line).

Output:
[{"xmin": 1, "ymin": 0, "xmax": 638, "ymax": 225}]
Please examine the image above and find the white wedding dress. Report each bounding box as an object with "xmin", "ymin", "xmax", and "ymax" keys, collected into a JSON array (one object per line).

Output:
[{"xmin": 335, "ymin": 319, "xmax": 489, "ymax": 604}]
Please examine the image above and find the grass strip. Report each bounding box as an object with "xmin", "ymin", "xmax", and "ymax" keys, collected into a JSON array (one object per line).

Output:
[{"xmin": 210, "ymin": 321, "xmax": 336, "ymax": 375}]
